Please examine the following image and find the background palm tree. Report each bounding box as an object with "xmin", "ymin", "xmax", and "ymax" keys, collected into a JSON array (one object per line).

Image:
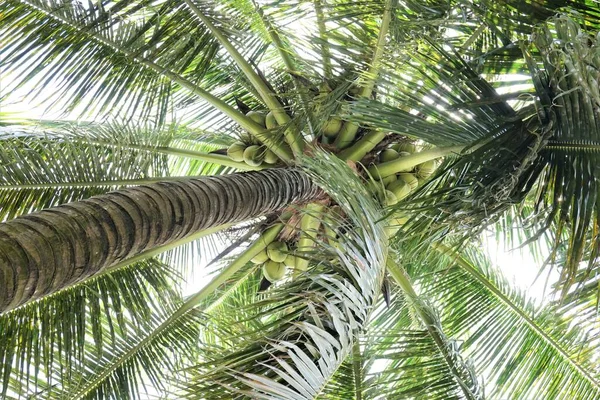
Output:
[{"xmin": 2, "ymin": 0, "xmax": 600, "ymax": 399}]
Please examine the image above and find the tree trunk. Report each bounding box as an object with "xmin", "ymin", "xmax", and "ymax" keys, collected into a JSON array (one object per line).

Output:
[{"xmin": 0, "ymin": 168, "xmax": 322, "ymax": 312}]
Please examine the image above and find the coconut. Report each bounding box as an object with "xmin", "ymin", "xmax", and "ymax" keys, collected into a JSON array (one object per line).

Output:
[
  {"xmin": 381, "ymin": 174, "xmax": 397, "ymax": 186},
  {"xmin": 394, "ymin": 213, "xmax": 410, "ymax": 226},
  {"xmin": 387, "ymin": 179, "xmax": 411, "ymax": 200},
  {"xmin": 227, "ymin": 142, "xmax": 246, "ymax": 162},
  {"xmin": 392, "ymin": 142, "xmax": 417, "ymax": 153},
  {"xmin": 267, "ymin": 241, "xmax": 288, "ymax": 263},
  {"xmin": 283, "ymin": 255, "xmax": 298, "ymax": 269},
  {"xmin": 380, "ymin": 149, "xmax": 400, "ymax": 163},
  {"xmin": 398, "ymin": 173, "xmax": 419, "ymax": 191},
  {"xmin": 262, "ymin": 260, "xmax": 286, "ymax": 282},
  {"xmin": 417, "ymin": 160, "xmax": 437, "ymax": 178},
  {"xmin": 385, "ymin": 213, "xmax": 409, "ymax": 237},
  {"xmin": 264, "ymin": 149, "xmax": 279, "ymax": 164},
  {"xmin": 384, "ymin": 190, "xmax": 398, "ymax": 206},
  {"xmin": 246, "ymin": 110, "xmax": 266, "ymax": 127},
  {"xmin": 385, "ymin": 225, "xmax": 399, "ymax": 237},
  {"xmin": 323, "ymin": 117, "xmax": 343, "ymax": 138},
  {"xmin": 265, "ymin": 111, "xmax": 278, "ymax": 130},
  {"xmin": 251, "ymin": 249, "xmax": 270, "ymax": 264},
  {"xmin": 243, "ymin": 145, "xmax": 264, "ymax": 167}
]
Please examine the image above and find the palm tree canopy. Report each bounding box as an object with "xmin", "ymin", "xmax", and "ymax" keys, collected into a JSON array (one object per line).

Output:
[{"xmin": 2, "ymin": 0, "xmax": 600, "ymax": 399}]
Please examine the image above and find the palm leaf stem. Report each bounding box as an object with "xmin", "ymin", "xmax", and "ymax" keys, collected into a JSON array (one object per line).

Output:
[
  {"xmin": 339, "ymin": 130, "xmax": 386, "ymax": 161},
  {"xmin": 183, "ymin": 0, "xmax": 305, "ymax": 155},
  {"xmin": 352, "ymin": 340, "xmax": 363, "ymax": 400},
  {"xmin": 459, "ymin": 23, "xmax": 488, "ymax": 52},
  {"xmin": 203, "ymin": 266, "xmax": 258, "ymax": 313},
  {"xmin": 71, "ymin": 138, "xmax": 263, "ymax": 170},
  {"xmin": 313, "ymin": 0, "xmax": 333, "ymax": 79},
  {"xmin": 386, "ymin": 258, "xmax": 482, "ymax": 400},
  {"xmin": 434, "ymin": 243, "xmax": 600, "ymax": 391},
  {"xmin": 295, "ymin": 203, "xmax": 325, "ymax": 273},
  {"xmin": 16, "ymin": 0, "xmax": 293, "ymax": 162},
  {"xmin": 100, "ymin": 140, "xmax": 261, "ymax": 170},
  {"xmin": 254, "ymin": 4, "xmax": 317, "ymax": 136},
  {"xmin": 368, "ymin": 145, "xmax": 465, "ymax": 178},
  {"xmin": 70, "ymin": 222, "xmax": 285, "ymax": 399},
  {"xmin": 335, "ymin": 0, "xmax": 394, "ymax": 149},
  {"xmin": 546, "ymin": 140, "xmax": 600, "ymax": 153}
]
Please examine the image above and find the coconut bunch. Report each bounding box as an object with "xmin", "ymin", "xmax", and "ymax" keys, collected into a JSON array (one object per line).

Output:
[
  {"xmin": 251, "ymin": 240, "xmax": 297, "ymax": 283},
  {"xmin": 312, "ymin": 82, "xmax": 346, "ymax": 142},
  {"xmin": 370, "ymin": 141, "xmax": 437, "ymax": 206},
  {"xmin": 226, "ymin": 110, "xmax": 281, "ymax": 166}
]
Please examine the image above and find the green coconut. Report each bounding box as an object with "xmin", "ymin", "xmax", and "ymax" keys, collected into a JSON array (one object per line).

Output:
[
  {"xmin": 243, "ymin": 145, "xmax": 264, "ymax": 167},
  {"xmin": 384, "ymin": 190, "xmax": 398, "ymax": 206},
  {"xmin": 227, "ymin": 142, "xmax": 247, "ymax": 162},
  {"xmin": 395, "ymin": 213, "xmax": 409, "ymax": 225},
  {"xmin": 246, "ymin": 110, "xmax": 266, "ymax": 127},
  {"xmin": 392, "ymin": 142, "xmax": 417, "ymax": 153},
  {"xmin": 387, "ymin": 179, "xmax": 412, "ymax": 201},
  {"xmin": 323, "ymin": 117, "xmax": 343, "ymax": 138},
  {"xmin": 265, "ymin": 111, "xmax": 278, "ymax": 130},
  {"xmin": 381, "ymin": 174, "xmax": 397, "ymax": 186},
  {"xmin": 283, "ymin": 254, "xmax": 298, "ymax": 269},
  {"xmin": 398, "ymin": 173, "xmax": 419, "ymax": 191},
  {"xmin": 385, "ymin": 213, "xmax": 410, "ymax": 236},
  {"xmin": 380, "ymin": 149, "xmax": 400, "ymax": 163},
  {"xmin": 264, "ymin": 149, "xmax": 279, "ymax": 164},
  {"xmin": 417, "ymin": 160, "xmax": 437, "ymax": 178},
  {"xmin": 251, "ymin": 249, "xmax": 270, "ymax": 264},
  {"xmin": 267, "ymin": 241, "xmax": 288, "ymax": 262},
  {"xmin": 262, "ymin": 260, "xmax": 286, "ymax": 282}
]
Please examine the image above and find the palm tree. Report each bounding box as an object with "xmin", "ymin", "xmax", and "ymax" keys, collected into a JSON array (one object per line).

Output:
[{"xmin": 1, "ymin": 0, "xmax": 600, "ymax": 398}]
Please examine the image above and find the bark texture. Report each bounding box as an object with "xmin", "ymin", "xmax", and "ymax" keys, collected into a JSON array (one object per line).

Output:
[{"xmin": 0, "ymin": 169, "xmax": 322, "ymax": 312}]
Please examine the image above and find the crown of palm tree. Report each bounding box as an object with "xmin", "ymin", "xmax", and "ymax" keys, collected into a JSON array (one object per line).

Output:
[{"xmin": 2, "ymin": 0, "xmax": 600, "ymax": 399}]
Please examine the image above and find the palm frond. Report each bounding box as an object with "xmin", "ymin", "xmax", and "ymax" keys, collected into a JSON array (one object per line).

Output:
[
  {"xmin": 0, "ymin": 121, "xmax": 238, "ymax": 220},
  {"xmin": 399, "ymin": 15, "xmax": 600, "ymax": 297},
  {"xmin": 0, "ymin": 0, "xmax": 204, "ymax": 123},
  {"xmin": 0, "ymin": 258, "xmax": 181, "ymax": 399},
  {"xmin": 1, "ymin": 0, "xmax": 279, "ymax": 131},
  {"xmin": 419, "ymin": 245, "xmax": 600, "ymax": 399},
  {"xmin": 347, "ymin": 37, "xmax": 522, "ymax": 147},
  {"xmin": 321, "ymin": 281, "xmax": 483, "ymax": 400}
]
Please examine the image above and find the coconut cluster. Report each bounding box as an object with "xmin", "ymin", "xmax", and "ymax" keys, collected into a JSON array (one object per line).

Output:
[
  {"xmin": 370, "ymin": 142, "xmax": 437, "ymax": 207},
  {"xmin": 312, "ymin": 82, "xmax": 346, "ymax": 141},
  {"xmin": 226, "ymin": 111, "xmax": 281, "ymax": 166},
  {"xmin": 366, "ymin": 141, "xmax": 438, "ymax": 236},
  {"xmin": 252, "ymin": 241, "xmax": 296, "ymax": 282}
]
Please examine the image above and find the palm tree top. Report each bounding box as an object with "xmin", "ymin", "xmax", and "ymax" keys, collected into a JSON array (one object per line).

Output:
[{"xmin": 2, "ymin": 0, "xmax": 600, "ymax": 399}]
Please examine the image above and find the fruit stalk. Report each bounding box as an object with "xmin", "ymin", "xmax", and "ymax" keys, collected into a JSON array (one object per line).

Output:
[
  {"xmin": 295, "ymin": 203, "xmax": 325, "ymax": 274},
  {"xmin": 334, "ymin": 0, "xmax": 394, "ymax": 149},
  {"xmin": 368, "ymin": 145, "xmax": 464, "ymax": 179}
]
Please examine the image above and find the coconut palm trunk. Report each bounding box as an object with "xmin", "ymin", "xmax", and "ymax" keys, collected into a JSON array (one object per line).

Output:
[{"xmin": 0, "ymin": 168, "xmax": 321, "ymax": 312}]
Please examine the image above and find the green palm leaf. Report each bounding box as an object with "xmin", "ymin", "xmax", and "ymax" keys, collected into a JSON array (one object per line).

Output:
[
  {"xmin": 0, "ymin": 120, "xmax": 245, "ymax": 220},
  {"xmin": 0, "ymin": 258, "xmax": 180, "ymax": 399},
  {"xmin": 421, "ymin": 245, "xmax": 600, "ymax": 399}
]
